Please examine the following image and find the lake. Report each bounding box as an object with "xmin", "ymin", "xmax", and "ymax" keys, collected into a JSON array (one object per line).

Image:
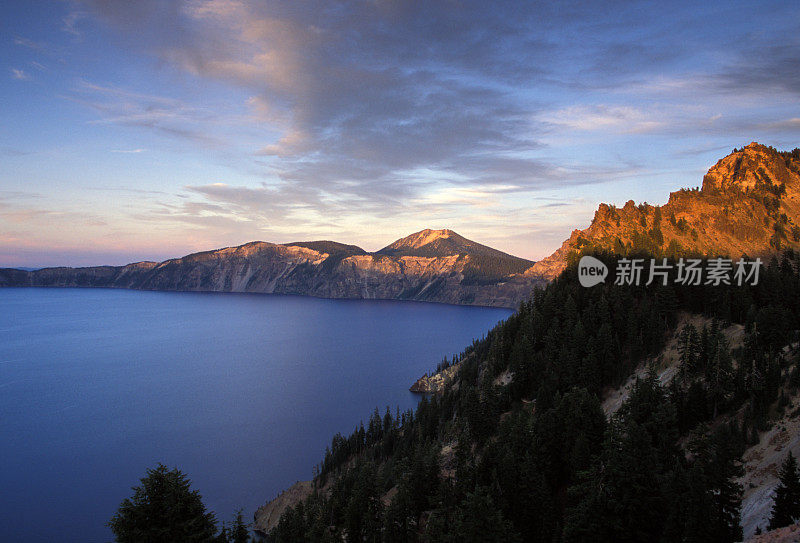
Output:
[{"xmin": 0, "ymin": 288, "xmax": 512, "ymax": 542}]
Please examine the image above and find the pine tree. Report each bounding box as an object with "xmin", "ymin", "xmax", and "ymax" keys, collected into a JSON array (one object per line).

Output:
[
  {"xmin": 768, "ymin": 451, "xmax": 800, "ymax": 529},
  {"xmin": 678, "ymin": 323, "xmax": 700, "ymax": 380},
  {"xmin": 707, "ymin": 334, "xmax": 734, "ymax": 419},
  {"xmin": 448, "ymin": 487, "xmax": 520, "ymax": 542},
  {"xmin": 679, "ymin": 429, "xmax": 743, "ymax": 542},
  {"xmin": 563, "ymin": 374, "xmax": 679, "ymax": 542},
  {"xmin": 229, "ymin": 509, "xmax": 251, "ymax": 543},
  {"xmin": 107, "ymin": 464, "xmax": 218, "ymax": 543}
]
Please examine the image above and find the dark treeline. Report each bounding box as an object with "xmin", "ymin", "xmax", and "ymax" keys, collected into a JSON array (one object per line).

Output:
[
  {"xmin": 271, "ymin": 250, "xmax": 800, "ymax": 542},
  {"xmin": 460, "ymin": 253, "xmax": 534, "ymax": 285}
]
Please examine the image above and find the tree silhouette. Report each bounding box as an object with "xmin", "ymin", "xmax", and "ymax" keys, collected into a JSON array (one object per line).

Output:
[
  {"xmin": 108, "ymin": 464, "xmax": 218, "ymax": 543},
  {"xmin": 768, "ymin": 451, "xmax": 800, "ymax": 530}
]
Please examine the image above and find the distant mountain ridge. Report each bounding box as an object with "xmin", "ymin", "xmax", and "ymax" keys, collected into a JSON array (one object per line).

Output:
[{"xmin": 0, "ymin": 230, "xmax": 540, "ymax": 309}]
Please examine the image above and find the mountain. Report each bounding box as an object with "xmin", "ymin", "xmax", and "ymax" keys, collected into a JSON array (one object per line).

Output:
[
  {"xmin": 0, "ymin": 231, "xmax": 541, "ymax": 309},
  {"xmin": 378, "ymin": 228, "xmax": 534, "ymax": 285},
  {"xmin": 378, "ymin": 228, "xmax": 520, "ymax": 261},
  {"xmin": 531, "ymin": 142, "xmax": 800, "ymax": 279}
]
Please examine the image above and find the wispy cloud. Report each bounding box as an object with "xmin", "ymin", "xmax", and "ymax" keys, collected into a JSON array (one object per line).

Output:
[
  {"xmin": 540, "ymin": 105, "xmax": 664, "ymax": 134},
  {"xmin": 11, "ymin": 68, "xmax": 30, "ymax": 81},
  {"xmin": 62, "ymin": 10, "xmax": 86, "ymax": 38},
  {"xmin": 74, "ymin": 0, "xmax": 800, "ymax": 219},
  {"xmin": 75, "ymin": 1, "xmax": 553, "ymax": 202},
  {"xmin": 758, "ymin": 118, "xmax": 800, "ymax": 132},
  {"xmin": 13, "ymin": 36, "xmax": 45, "ymax": 51},
  {"xmin": 68, "ymin": 80, "xmax": 225, "ymax": 146},
  {"xmin": 0, "ymin": 195, "xmax": 105, "ymax": 227}
]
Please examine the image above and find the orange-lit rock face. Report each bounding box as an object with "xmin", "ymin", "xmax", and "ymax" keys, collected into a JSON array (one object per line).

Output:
[
  {"xmin": 702, "ymin": 142, "xmax": 797, "ymax": 193},
  {"xmin": 529, "ymin": 143, "xmax": 800, "ymax": 280}
]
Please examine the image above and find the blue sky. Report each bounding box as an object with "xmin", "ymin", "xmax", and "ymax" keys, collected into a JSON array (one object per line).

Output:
[{"xmin": 2, "ymin": 0, "xmax": 799, "ymax": 267}]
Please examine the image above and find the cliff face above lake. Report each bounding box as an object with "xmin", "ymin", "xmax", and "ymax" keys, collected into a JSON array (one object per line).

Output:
[
  {"xmin": 0, "ymin": 230, "xmax": 543, "ymax": 309},
  {"xmin": 529, "ymin": 143, "xmax": 800, "ymax": 279}
]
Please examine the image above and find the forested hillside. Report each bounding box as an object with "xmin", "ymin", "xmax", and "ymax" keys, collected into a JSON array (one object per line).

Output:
[{"xmin": 267, "ymin": 250, "xmax": 800, "ymax": 542}]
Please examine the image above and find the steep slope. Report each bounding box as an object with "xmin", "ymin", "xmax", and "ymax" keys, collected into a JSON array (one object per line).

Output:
[
  {"xmin": 261, "ymin": 252, "xmax": 800, "ymax": 542},
  {"xmin": 0, "ymin": 231, "xmax": 542, "ymax": 309},
  {"xmin": 253, "ymin": 144, "xmax": 800, "ymax": 541},
  {"xmin": 530, "ymin": 143, "xmax": 800, "ymax": 279}
]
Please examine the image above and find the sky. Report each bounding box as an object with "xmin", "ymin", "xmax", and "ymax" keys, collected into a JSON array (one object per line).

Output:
[{"xmin": 2, "ymin": 0, "xmax": 799, "ymax": 267}]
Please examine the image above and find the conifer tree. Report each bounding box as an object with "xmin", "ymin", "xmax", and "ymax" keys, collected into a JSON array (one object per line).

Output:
[
  {"xmin": 678, "ymin": 323, "xmax": 700, "ymax": 380},
  {"xmin": 768, "ymin": 451, "xmax": 800, "ymax": 530},
  {"xmin": 108, "ymin": 464, "xmax": 218, "ymax": 543},
  {"xmin": 679, "ymin": 429, "xmax": 743, "ymax": 542},
  {"xmin": 707, "ymin": 334, "xmax": 734, "ymax": 419},
  {"xmin": 228, "ymin": 509, "xmax": 251, "ymax": 543}
]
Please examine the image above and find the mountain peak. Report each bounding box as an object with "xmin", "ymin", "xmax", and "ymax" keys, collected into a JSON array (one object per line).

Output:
[
  {"xmin": 701, "ymin": 142, "xmax": 795, "ymax": 193},
  {"xmin": 528, "ymin": 142, "xmax": 800, "ymax": 280},
  {"xmin": 378, "ymin": 229, "xmax": 473, "ymax": 257},
  {"xmin": 395, "ymin": 229, "xmax": 457, "ymax": 250},
  {"xmin": 377, "ymin": 228, "xmax": 533, "ymax": 273}
]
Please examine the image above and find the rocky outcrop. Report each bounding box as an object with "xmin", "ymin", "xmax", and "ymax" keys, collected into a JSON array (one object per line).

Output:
[
  {"xmin": 746, "ymin": 522, "xmax": 800, "ymax": 542},
  {"xmin": 529, "ymin": 143, "xmax": 800, "ymax": 279},
  {"xmin": 410, "ymin": 363, "xmax": 461, "ymax": 393},
  {"xmin": 253, "ymin": 480, "xmax": 313, "ymax": 536},
  {"xmin": 0, "ymin": 230, "xmax": 544, "ymax": 309},
  {"xmin": 738, "ymin": 377, "xmax": 800, "ymax": 540}
]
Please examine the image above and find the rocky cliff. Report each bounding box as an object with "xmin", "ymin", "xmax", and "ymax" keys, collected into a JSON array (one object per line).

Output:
[
  {"xmin": 0, "ymin": 230, "xmax": 543, "ymax": 309},
  {"xmin": 530, "ymin": 143, "xmax": 800, "ymax": 279},
  {"xmin": 253, "ymin": 481, "xmax": 313, "ymax": 536}
]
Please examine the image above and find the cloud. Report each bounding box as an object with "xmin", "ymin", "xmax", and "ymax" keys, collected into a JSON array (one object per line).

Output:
[
  {"xmin": 715, "ymin": 43, "xmax": 800, "ymax": 97},
  {"xmin": 539, "ymin": 105, "xmax": 664, "ymax": 134},
  {"xmin": 75, "ymin": 1, "xmax": 556, "ymax": 196},
  {"xmin": 0, "ymin": 195, "xmax": 105, "ymax": 228},
  {"xmin": 89, "ymin": 186, "xmax": 168, "ymax": 196},
  {"xmin": 758, "ymin": 118, "xmax": 800, "ymax": 132},
  {"xmin": 62, "ymin": 9, "xmax": 86, "ymax": 38},
  {"xmin": 110, "ymin": 148, "xmax": 146, "ymax": 153},
  {"xmin": 76, "ymin": 1, "xmax": 766, "ymax": 201},
  {"xmin": 672, "ymin": 144, "xmax": 735, "ymax": 157},
  {"xmin": 13, "ymin": 36, "xmax": 45, "ymax": 50},
  {"xmin": 68, "ymin": 80, "xmax": 225, "ymax": 146},
  {"xmin": 11, "ymin": 68, "xmax": 30, "ymax": 81}
]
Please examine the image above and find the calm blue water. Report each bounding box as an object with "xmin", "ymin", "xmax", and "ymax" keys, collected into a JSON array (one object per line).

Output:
[{"xmin": 0, "ymin": 288, "xmax": 511, "ymax": 542}]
